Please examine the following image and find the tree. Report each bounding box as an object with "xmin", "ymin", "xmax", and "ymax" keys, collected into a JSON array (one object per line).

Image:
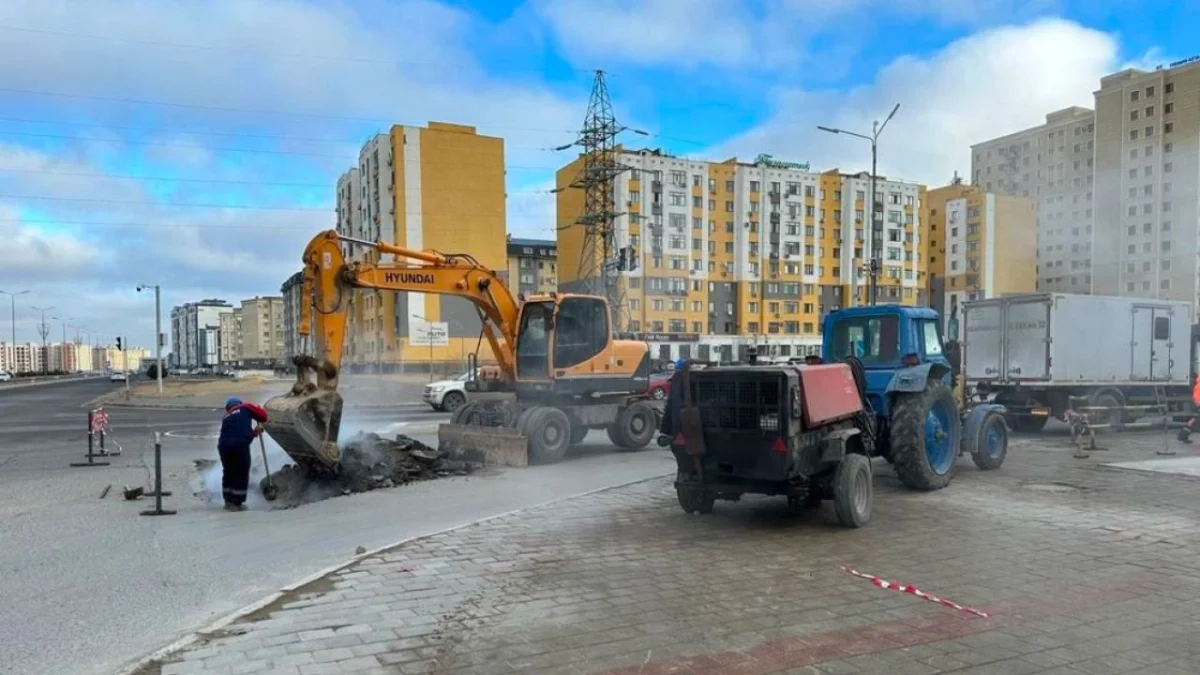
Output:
[{"xmin": 145, "ymin": 363, "xmax": 169, "ymax": 380}]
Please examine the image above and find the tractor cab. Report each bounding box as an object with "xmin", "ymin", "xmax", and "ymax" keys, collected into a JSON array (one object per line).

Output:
[{"xmin": 821, "ymin": 305, "xmax": 952, "ymax": 417}]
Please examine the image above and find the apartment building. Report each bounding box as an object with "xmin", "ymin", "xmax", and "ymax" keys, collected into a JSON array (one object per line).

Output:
[
  {"xmin": 971, "ymin": 107, "xmax": 1096, "ymax": 294},
  {"xmin": 506, "ymin": 237, "xmax": 557, "ymax": 297},
  {"xmin": 927, "ymin": 182, "xmax": 1037, "ymax": 334},
  {"xmin": 333, "ymin": 121, "xmax": 506, "ymax": 369},
  {"xmin": 169, "ymin": 299, "xmax": 233, "ymax": 369},
  {"xmin": 0, "ymin": 342, "xmax": 43, "ymax": 373},
  {"xmin": 94, "ymin": 345, "xmax": 149, "ymax": 373},
  {"xmin": 218, "ymin": 308, "xmax": 242, "ymax": 366},
  {"xmin": 1092, "ymin": 61, "xmax": 1200, "ymax": 301},
  {"xmin": 556, "ymin": 149, "xmax": 929, "ymax": 362},
  {"xmin": 280, "ymin": 271, "xmax": 306, "ymax": 363},
  {"xmin": 971, "ymin": 57, "xmax": 1200, "ymax": 308},
  {"xmin": 240, "ymin": 296, "xmax": 285, "ymax": 365}
]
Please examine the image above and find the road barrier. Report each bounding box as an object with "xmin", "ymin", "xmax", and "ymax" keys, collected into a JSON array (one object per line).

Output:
[
  {"xmin": 139, "ymin": 433, "xmax": 176, "ymax": 517},
  {"xmin": 1065, "ymin": 393, "xmax": 1176, "ymax": 458},
  {"xmin": 72, "ymin": 409, "xmax": 112, "ymax": 468}
]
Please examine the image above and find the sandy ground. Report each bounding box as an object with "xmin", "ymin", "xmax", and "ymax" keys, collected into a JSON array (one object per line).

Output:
[{"xmin": 121, "ymin": 377, "xmax": 282, "ymax": 399}]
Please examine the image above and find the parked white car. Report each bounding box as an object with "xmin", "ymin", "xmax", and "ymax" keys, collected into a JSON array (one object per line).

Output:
[
  {"xmin": 423, "ymin": 372, "xmax": 471, "ymax": 412},
  {"xmin": 0, "ymin": 370, "xmax": 11, "ymax": 382},
  {"xmin": 109, "ymin": 371, "xmax": 128, "ymax": 382}
]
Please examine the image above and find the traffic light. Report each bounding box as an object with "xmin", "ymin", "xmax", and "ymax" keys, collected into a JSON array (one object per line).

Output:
[{"xmin": 116, "ymin": 337, "xmax": 122, "ymax": 350}]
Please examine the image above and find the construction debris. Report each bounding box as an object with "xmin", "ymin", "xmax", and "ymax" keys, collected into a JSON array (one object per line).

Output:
[
  {"xmin": 123, "ymin": 486, "xmax": 144, "ymax": 501},
  {"xmin": 258, "ymin": 433, "xmax": 475, "ymax": 508}
]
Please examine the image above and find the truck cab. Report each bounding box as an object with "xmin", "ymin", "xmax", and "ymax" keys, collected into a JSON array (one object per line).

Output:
[{"xmin": 820, "ymin": 305, "xmax": 952, "ymax": 416}]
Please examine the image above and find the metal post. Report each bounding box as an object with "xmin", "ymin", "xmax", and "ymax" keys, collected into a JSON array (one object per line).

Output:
[
  {"xmin": 154, "ymin": 286, "xmax": 163, "ymax": 393},
  {"xmin": 868, "ymin": 136, "xmax": 878, "ymax": 306},
  {"xmin": 140, "ymin": 432, "xmax": 176, "ymax": 516},
  {"xmin": 71, "ymin": 410, "xmax": 110, "ymax": 467}
]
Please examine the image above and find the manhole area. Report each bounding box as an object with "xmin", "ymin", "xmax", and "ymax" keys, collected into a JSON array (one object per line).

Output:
[{"xmin": 1020, "ymin": 481, "xmax": 1087, "ymax": 493}]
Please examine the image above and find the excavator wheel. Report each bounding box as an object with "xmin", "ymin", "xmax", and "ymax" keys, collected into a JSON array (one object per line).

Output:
[
  {"xmin": 569, "ymin": 423, "xmax": 589, "ymax": 446},
  {"xmin": 607, "ymin": 401, "xmax": 657, "ymax": 450},
  {"xmin": 525, "ymin": 407, "xmax": 571, "ymax": 464}
]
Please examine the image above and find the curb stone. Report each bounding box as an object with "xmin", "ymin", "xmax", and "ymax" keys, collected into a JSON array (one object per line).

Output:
[{"xmin": 112, "ymin": 472, "xmax": 671, "ymax": 675}]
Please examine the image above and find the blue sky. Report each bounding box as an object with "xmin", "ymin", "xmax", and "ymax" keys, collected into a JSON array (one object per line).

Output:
[{"xmin": 0, "ymin": 0, "xmax": 1195, "ymax": 350}]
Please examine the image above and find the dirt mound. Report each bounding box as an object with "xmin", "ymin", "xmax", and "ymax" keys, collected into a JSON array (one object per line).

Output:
[{"xmin": 260, "ymin": 432, "xmax": 475, "ymax": 508}]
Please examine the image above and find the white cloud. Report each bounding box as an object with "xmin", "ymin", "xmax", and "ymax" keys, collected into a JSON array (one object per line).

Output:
[
  {"xmin": 710, "ymin": 18, "xmax": 1117, "ymax": 185},
  {"xmin": 534, "ymin": 0, "xmax": 1068, "ymax": 69}
]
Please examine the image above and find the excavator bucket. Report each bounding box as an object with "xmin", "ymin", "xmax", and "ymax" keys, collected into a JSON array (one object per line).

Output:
[{"xmin": 262, "ymin": 356, "xmax": 344, "ymax": 472}]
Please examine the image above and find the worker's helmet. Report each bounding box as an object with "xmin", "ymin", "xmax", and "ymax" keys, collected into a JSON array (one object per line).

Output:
[
  {"xmin": 225, "ymin": 397, "xmax": 242, "ymax": 410},
  {"xmin": 674, "ymin": 358, "xmax": 687, "ymax": 371}
]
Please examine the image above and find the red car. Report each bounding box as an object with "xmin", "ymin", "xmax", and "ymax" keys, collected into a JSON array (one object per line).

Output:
[{"xmin": 647, "ymin": 371, "xmax": 672, "ymax": 400}]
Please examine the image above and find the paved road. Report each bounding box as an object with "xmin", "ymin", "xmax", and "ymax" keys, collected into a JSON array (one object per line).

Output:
[
  {"xmin": 0, "ymin": 380, "xmax": 674, "ymax": 675},
  {"xmin": 149, "ymin": 431, "xmax": 1200, "ymax": 675}
]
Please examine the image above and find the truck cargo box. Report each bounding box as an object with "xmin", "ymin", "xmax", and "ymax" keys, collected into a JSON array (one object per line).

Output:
[{"xmin": 962, "ymin": 293, "xmax": 1192, "ymax": 387}]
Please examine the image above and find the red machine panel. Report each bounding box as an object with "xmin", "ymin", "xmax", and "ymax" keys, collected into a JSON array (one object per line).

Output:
[{"xmin": 795, "ymin": 363, "xmax": 863, "ymax": 427}]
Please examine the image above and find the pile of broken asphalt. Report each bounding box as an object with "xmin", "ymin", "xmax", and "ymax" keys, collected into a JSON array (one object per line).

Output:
[{"xmin": 262, "ymin": 433, "xmax": 476, "ymax": 508}]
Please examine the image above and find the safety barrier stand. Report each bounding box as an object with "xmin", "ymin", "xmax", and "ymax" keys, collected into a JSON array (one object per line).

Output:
[
  {"xmin": 71, "ymin": 409, "xmax": 112, "ymax": 468},
  {"xmin": 1066, "ymin": 392, "xmax": 1180, "ymax": 458},
  {"xmin": 140, "ymin": 432, "xmax": 176, "ymax": 517}
]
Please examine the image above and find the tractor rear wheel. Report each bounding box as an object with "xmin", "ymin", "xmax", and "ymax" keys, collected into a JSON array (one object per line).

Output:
[
  {"xmin": 526, "ymin": 407, "xmax": 571, "ymax": 465},
  {"xmin": 890, "ymin": 380, "xmax": 960, "ymax": 490},
  {"xmin": 676, "ymin": 483, "xmax": 715, "ymax": 514},
  {"xmin": 608, "ymin": 401, "xmax": 657, "ymax": 449}
]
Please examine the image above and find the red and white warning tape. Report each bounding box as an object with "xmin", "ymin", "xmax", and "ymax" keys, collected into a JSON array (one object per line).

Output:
[
  {"xmin": 841, "ymin": 566, "xmax": 990, "ymax": 619},
  {"xmin": 90, "ymin": 407, "xmax": 122, "ymax": 454}
]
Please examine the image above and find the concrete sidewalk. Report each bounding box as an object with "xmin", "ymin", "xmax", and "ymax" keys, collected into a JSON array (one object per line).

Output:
[{"xmin": 132, "ymin": 429, "xmax": 1200, "ymax": 675}]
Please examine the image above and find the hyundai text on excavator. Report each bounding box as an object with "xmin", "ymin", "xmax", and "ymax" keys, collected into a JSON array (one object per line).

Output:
[{"xmin": 262, "ymin": 230, "xmax": 660, "ymax": 473}]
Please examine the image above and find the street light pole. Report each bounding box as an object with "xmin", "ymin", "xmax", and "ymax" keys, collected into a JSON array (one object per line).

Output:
[
  {"xmin": 29, "ymin": 305, "xmax": 54, "ymax": 373},
  {"xmin": 818, "ymin": 103, "xmax": 900, "ymax": 307},
  {"xmin": 137, "ymin": 284, "xmax": 164, "ymax": 393},
  {"xmin": 0, "ymin": 290, "xmax": 29, "ymax": 354}
]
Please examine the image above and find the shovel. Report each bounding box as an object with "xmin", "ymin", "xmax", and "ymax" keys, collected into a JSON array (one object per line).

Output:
[{"xmin": 258, "ymin": 432, "xmax": 279, "ymax": 501}]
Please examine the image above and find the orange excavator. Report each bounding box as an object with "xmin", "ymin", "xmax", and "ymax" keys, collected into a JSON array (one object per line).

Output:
[{"xmin": 262, "ymin": 230, "xmax": 659, "ymax": 473}]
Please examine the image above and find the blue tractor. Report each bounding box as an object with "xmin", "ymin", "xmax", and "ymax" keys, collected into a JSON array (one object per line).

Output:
[{"xmin": 821, "ymin": 304, "xmax": 1009, "ymax": 490}]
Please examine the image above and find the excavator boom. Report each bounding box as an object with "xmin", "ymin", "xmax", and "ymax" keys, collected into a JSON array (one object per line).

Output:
[{"xmin": 262, "ymin": 230, "xmax": 522, "ymax": 472}]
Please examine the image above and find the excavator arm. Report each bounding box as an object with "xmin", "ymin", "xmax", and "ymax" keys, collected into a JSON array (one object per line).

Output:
[{"xmin": 263, "ymin": 230, "xmax": 523, "ymax": 473}]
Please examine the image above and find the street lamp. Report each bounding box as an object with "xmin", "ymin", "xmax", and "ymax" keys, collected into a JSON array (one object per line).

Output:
[
  {"xmin": 0, "ymin": 289, "xmax": 29, "ymax": 350},
  {"xmin": 818, "ymin": 103, "xmax": 900, "ymax": 306},
  {"xmin": 52, "ymin": 316, "xmax": 73, "ymax": 372},
  {"xmin": 411, "ymin": 314, "xmax": 435, "ymax": 381},
  {"xmin": 29, "ymin": 305, "xmax": 54, "ymax": 374},
  {"xmin": 137, "ymin": 284, "xmax": 164, "ymax": 394}
]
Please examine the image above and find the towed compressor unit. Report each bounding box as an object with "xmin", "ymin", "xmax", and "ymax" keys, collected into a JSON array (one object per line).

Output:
[{"xmin": 662, "ymin": 363, "xmax": 878, "ymax": 527}]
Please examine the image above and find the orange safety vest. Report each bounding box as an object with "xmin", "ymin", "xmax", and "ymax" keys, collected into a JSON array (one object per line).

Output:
[{"xmin": 1192, "ymin": 377, "xmax": 1200, "ymax": 406}]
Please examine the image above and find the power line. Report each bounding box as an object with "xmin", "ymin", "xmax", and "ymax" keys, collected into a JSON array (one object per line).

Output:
[
  {"xmin": 0, "ymin": 85, "xmax": 578, "ymax": 134},
  {"xmin": 0, "ymin": 129, "xmax": 565, "ymax": 170},
  {"xmin": 0, "ymin": 193, "xmax": 332, "ymax": 212},
  {"xmin": 0, "ymin": 166, "xmax": 560, "ymax": 193},
  {"xmin": 0, "ymin": 115, "xmax": 558, "ymax": 151},
  {"xmin": 0, "ymin": 23, "xmax": 596, "ymax": 75}
]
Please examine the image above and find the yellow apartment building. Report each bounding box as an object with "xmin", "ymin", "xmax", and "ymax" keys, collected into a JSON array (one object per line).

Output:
[
  {"xmin": 926, "ymin": 181, "xmax": 1037, "ymax": 337},
  {"xmin": 334, "ymin": 121, "xmax": 507, "ymax": 369},
  {"xmin": 557, "ymin": 149, "xmax": 930, "ymax": 362}
]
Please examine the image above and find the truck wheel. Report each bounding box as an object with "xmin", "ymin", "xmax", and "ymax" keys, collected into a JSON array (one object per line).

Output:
[
  {"xmin": 526, "ymin": 407, "xmax": 571, "ymax": 464},
  {"xmin": 441, "ymin": 391, "xmax": 466, "ymax": 413},
  {"xmin": 608, "ymin": 401, "xmax": 657, "ymax": 449},
  {"xmin": 569, "ymin": 424, "xmax": 589, "ymax": 445},
  {"xmin": 970, "ymin": 412, "xmax": 1008, "ymax": 471},
  {"xmin": 1090, "ymin": 392, "xmax": 1124, "ymax": 431},
  {"xmin": 450, "ymin": 401, "xmax": 478, "ymax": 425},
  {"xmin": 890, "ymin": 380, "xmax": 960, "ymax": 490},
  {"xmin": 832, "ymin": 453, "xmax": 872, "ymax": 528},
  {"xmin": 1006, "ymin": 414, "xmax": 1048, "ymax": 433},
  {"xmin": 676, "ymin": 484, "xmax": 715, "ymax": 514}
]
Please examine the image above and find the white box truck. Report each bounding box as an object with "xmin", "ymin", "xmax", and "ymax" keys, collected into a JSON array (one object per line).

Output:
[{"xmin": 962, "ymin": 293, "xmax": 1196, "ymax": 432}]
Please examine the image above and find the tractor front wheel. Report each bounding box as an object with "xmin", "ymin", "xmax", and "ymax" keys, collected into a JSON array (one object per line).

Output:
[
  {"xmin": 890, "ymin": 380, "xmax": 961, "ymax": 490},
  {"xmin": 970, "ymin": 412, "xmax": 1008, "ymax": 471}
]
